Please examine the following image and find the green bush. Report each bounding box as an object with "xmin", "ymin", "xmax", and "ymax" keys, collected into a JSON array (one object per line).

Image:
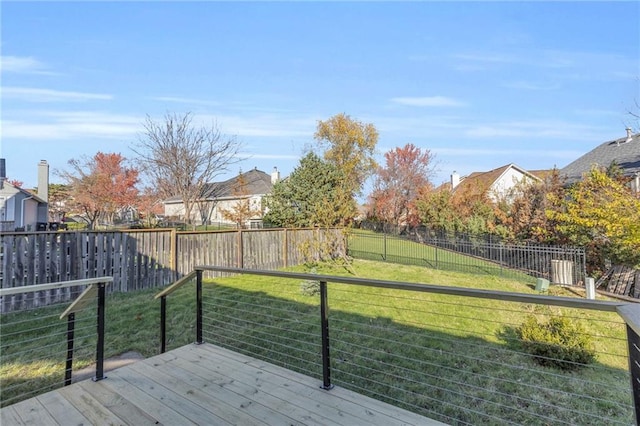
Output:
[
  {"xmin": 300, "ymin": 267, "xmax": 320, "ymax": 296},
  {"xmin": 516, "ymin": 315, "xmax": 596, "ymax": 370}
]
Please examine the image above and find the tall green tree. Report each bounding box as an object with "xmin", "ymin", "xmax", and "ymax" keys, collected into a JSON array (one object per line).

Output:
[{"xmin": 263, "ymin": 153, "xmax": 349, "ymax": 228}]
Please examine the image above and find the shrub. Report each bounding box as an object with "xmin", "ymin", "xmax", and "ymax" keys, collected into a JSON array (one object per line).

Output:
[
  {"xmin": 516, "ymin": 314, "xmax": 596, "ymax": 370},
  {"xmin": 300, "ymin": 267, "xmax": 320, "ymax": 296}
]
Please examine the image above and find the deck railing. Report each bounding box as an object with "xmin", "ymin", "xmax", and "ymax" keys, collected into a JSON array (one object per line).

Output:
[
  {"xmin": 189, "ymin": 266, "xmax": 638, "ymax": 425},
  {"xmin": 0, "ymin": 277, "xmax": 111, "ymax": 407}
]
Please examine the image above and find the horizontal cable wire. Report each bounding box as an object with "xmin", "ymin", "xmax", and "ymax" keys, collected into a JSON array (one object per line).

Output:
[
  {"xmin": 332, "ymin": 342, "xmax": 627, "ymax": 419},
  {"xmin": 202, "ymin": 313, "xmax": 319, "ymax": 350},
  {"xmin": 331, "ymin": 318, "xmax": 627, "ymax": 393}
]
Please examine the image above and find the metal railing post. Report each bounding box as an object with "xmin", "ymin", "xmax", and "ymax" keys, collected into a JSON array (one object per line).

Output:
[
  {"xmin": 320, "ymin": 280, "xmax": 333, "ymax": 390},
  {"xmin": 196, "ymin": 269, "xmax": 203, "ymax": 345},
  {"xmin": 626, "ymin": 324, "xmax": 640, "ymax": 424},
  {"xmin": 64, "ymin": 312, "xmax": 75, "ymax": 386},
  {"xmin": 93, "ymin": 282, "xmax": 106, "ymax": 382},
  {"xmin": 160, "ymin": 295, "xmax": 167, "ymax": 353}
]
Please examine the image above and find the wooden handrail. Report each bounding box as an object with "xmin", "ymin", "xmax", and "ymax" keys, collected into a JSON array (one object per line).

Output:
[
  {"xmin": 154, "ymin": 271, "xmax": 197, "ymax": 299},
  {"xmin": 59, "ymin": 281, "xmax": 111, "ymax": 319},
  {"xmin": 0, "ymin": 277, "xmax": 113, "ymax": 297}
]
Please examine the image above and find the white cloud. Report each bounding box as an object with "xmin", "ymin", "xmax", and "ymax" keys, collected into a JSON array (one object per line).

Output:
[
  {"xmin": 464, "ymin": 120, "xmax": 606, "ymax": 140},
  {"xmin": 194, "ymin": 113, "xmax": 315, "ymax": 138},
  {"xmin": 433, "ymin": 147, "xmax": 582, "ymax": 160},
  {"xmin": 502, "ymin": 81, "xmax": 560, "ymax": 91},
  {"xmin": 391, "ymin": 96, "xmax": 466, "ymax": 107},
  {"xmin": 150, "ymin": 96, "xmax": 221, "ymax": 106},
  {"xmin": 3, "ymin": 87, "xmax": 113, "ymax": 102},
  {"xmin": 0, "ymin": 56, "xmax": 52, "ymax": 74},
  {"xmin": 2, "ymin": 111, "xmax": 140, "ymax": 140}
]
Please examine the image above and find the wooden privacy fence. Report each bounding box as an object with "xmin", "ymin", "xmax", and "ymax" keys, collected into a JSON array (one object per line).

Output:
[{"xmin": 1, "ymin": 228, "xmax": 345, "ymax": 312}]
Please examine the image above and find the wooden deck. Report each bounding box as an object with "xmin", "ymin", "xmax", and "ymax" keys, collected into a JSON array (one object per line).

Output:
[{"xmin": 1, "ymin": 343, "xmax": 444, "ymax": 425}]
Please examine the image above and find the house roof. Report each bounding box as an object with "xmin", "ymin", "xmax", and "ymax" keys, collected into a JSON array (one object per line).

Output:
[
  {"xmin": 164, "ymin": 168, "xmax": 273, "ymax": 203},
  {"xmin": 0, "ymin": 180, "xmax": 47, "ymax": 204},
  {"xmin": 452, "ymin": 163, "xmax": 541, "ymax": 196},
  {"xmin": 560, "ymin": 131, "xmax": 640, "ymax": 184}
]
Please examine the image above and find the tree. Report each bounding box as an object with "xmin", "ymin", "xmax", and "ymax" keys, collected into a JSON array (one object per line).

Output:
[
  {"xmin": 548, "ymin": 167, "xmax": 640, "ymax": 271},
  {"xmin": 136, "ymin": 186, "xmax": 165, "ymax": 228},
  {"xmin": 415, "ymin": 186, "xmax": 460, "ymax": 234},
  {"xmin": 47, "ymin": 183, "xmax": 72, "ymax": 222},
  {"xmin": 509, "ymin": 169, "xmax": 566, "ymax": 243},
  {"xmin": 133, "ymin": 112, "xmax": 242, "ymax": 226},
  {"xmin": 263, "ymin": 153, "xmax": 349, "ymax": 228},
  {"xmin": 219, "ymin": 173, "xmax": 262, "ymax": 228},
  {"xmin": 61, "ymin": 152, "xmax": 139, "ymax": 229},
  {"xmin": 368, "ymin": 144, "xmax": 434, "ymax": 227},
  {"xmin": 314, "ymin": 113, "xmax": 378, "ymax": 200}
]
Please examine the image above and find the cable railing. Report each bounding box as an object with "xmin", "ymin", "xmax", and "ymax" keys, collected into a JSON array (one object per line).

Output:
[
  {"xmin": 192, "ymin": 266, "xmax": 636, "ymax": 425},
  {"xmin": 0, "ymin": 277, "xmax": 111, "ymax": 407}
]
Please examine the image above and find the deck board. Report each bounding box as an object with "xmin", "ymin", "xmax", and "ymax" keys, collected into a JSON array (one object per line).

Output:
[{"xmin": 1, "ymin": 343, "xmax": 444, "ymax": 426}]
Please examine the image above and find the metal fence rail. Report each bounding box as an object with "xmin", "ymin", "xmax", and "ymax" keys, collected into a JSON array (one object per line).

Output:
[
  {"xmin": 347, "ymin": 230, "xmax": 587, "ymax": 285},
  {"xmin": 195, "ymin": 266, "xmax": 635, "ymax": 425}
]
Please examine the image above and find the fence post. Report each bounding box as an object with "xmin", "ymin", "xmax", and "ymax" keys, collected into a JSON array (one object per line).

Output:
[
  {"xmin": 93, "ymin": 282, "xmax": 106, "ymax": 382},
  {"xmin": 383, "ymin": 233, "xmax": 387, "ymax": 261},
  {"xmin": 196, "ymin": 269, "xmax": 203, "ymax": 345},
  {"xmin": 64, "ymin": 312, "xmax": 75, "ymax": 386},
  {"xmin": 160, "ymin": 295, "xmax": 167, "ymax": 353},
  {"xmin": 320, "ymin": 280, "xmax": 333, "ymax": 390}
]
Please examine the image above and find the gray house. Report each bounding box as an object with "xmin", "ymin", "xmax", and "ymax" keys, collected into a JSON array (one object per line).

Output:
[
  {"xmin": 560, "ymin": 129, "xmax": 640, "ymax": 193},
  {"xmin": 0, "ymin": 159, "xmax": 50, "ymax": 232}
]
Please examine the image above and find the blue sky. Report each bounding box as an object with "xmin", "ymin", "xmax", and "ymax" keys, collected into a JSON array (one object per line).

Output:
[{"xmin": 1, "ymin": 1, "xmax": 638, "ymax": 192}]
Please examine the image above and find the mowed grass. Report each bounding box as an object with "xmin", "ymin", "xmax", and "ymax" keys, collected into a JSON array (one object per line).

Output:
[{"xmin": 0, "ymin": 255, "xmax": 633, "ymax": 423}]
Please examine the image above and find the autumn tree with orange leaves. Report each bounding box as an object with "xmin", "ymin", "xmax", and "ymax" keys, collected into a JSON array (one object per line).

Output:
[
  {"xmin": 61, "ymin": 152, "xmax": 139, "ymax": 229},
  {"xmin": 368, "ymin": 143, "xmax": 434, "ymax": 227}
]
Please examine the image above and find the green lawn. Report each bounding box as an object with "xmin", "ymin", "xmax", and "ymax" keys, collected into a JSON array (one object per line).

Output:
[{"xmin": 0, "ymin": 259, "xmax": 633, "ymax": 424}]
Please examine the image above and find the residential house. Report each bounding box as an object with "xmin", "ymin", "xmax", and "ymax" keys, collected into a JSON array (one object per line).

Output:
[
  {"xmin": 164, "ymin": 167, "xmax": 279, "ymax": 228},
  {"xmin": 0, "ymin": 159, "xmax": 50, "ymax": 231},
  {"xmin": 448, "ymin": 163, "xmax": 544, "ymax": 203},
  {"xmin": 560, "ymin": 128, "xmax": 640, "ymax": 193}
]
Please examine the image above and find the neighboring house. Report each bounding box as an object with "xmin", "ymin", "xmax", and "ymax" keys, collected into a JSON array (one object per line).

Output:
[
  {"xmin": 164, "ymin": 167, "xmax": 280, "ymax": 228},
  {"xmin": 448, "ymin": 163, "xmax": 544, "ymax": 203},
  {"xmin": 0, "ymin": 159, "xmax": 50, "ymax": 231},
  {"xmin": 560, "ymin": 128, "xmax": 640, "ymax": 193}
]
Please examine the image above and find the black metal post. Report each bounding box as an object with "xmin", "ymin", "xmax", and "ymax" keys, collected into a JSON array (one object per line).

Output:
[
  {"xmin": 93, "ymin": 283, "xmax": 106, "ymax": 382},
  {"xmin": 626, "ymin": 325, "xmax": 640, "ymax": 424},
  {"xmin": 320, "ymin": 281, "xmax": 333, "ymax": 390},
  {"xmin": 160, "ymin": 295, "xmax": 167, "ymax": 353},
  {"xmin": 383, "ymin": 233, "xmax": 387, "ymax": 261},
  {"xmin": 196, "ymin": 269, "xmax": 203, "ymax": 345},
  {"xmin": 64, "ymin": 312, "xmax": 75, "ymax": 386}
]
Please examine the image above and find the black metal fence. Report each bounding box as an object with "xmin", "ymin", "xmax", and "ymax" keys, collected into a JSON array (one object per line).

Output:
[{"xmin": 347, "ymin": 229, "xmax": 586, "ymax": 285}]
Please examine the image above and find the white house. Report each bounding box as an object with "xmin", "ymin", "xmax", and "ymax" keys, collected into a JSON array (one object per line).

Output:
[{"xmin": 449, "ymin": 163, "xmax": 545, "ymax": 203}]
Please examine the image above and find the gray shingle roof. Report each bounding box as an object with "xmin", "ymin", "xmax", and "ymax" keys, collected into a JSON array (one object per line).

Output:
[
  {"xmin": 560, "ymin": 132, "xmax": 640, "ymax": 184},
  {"xmin": 164, "ymin": 168, "xmax": 273, "ymax": 203}
]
